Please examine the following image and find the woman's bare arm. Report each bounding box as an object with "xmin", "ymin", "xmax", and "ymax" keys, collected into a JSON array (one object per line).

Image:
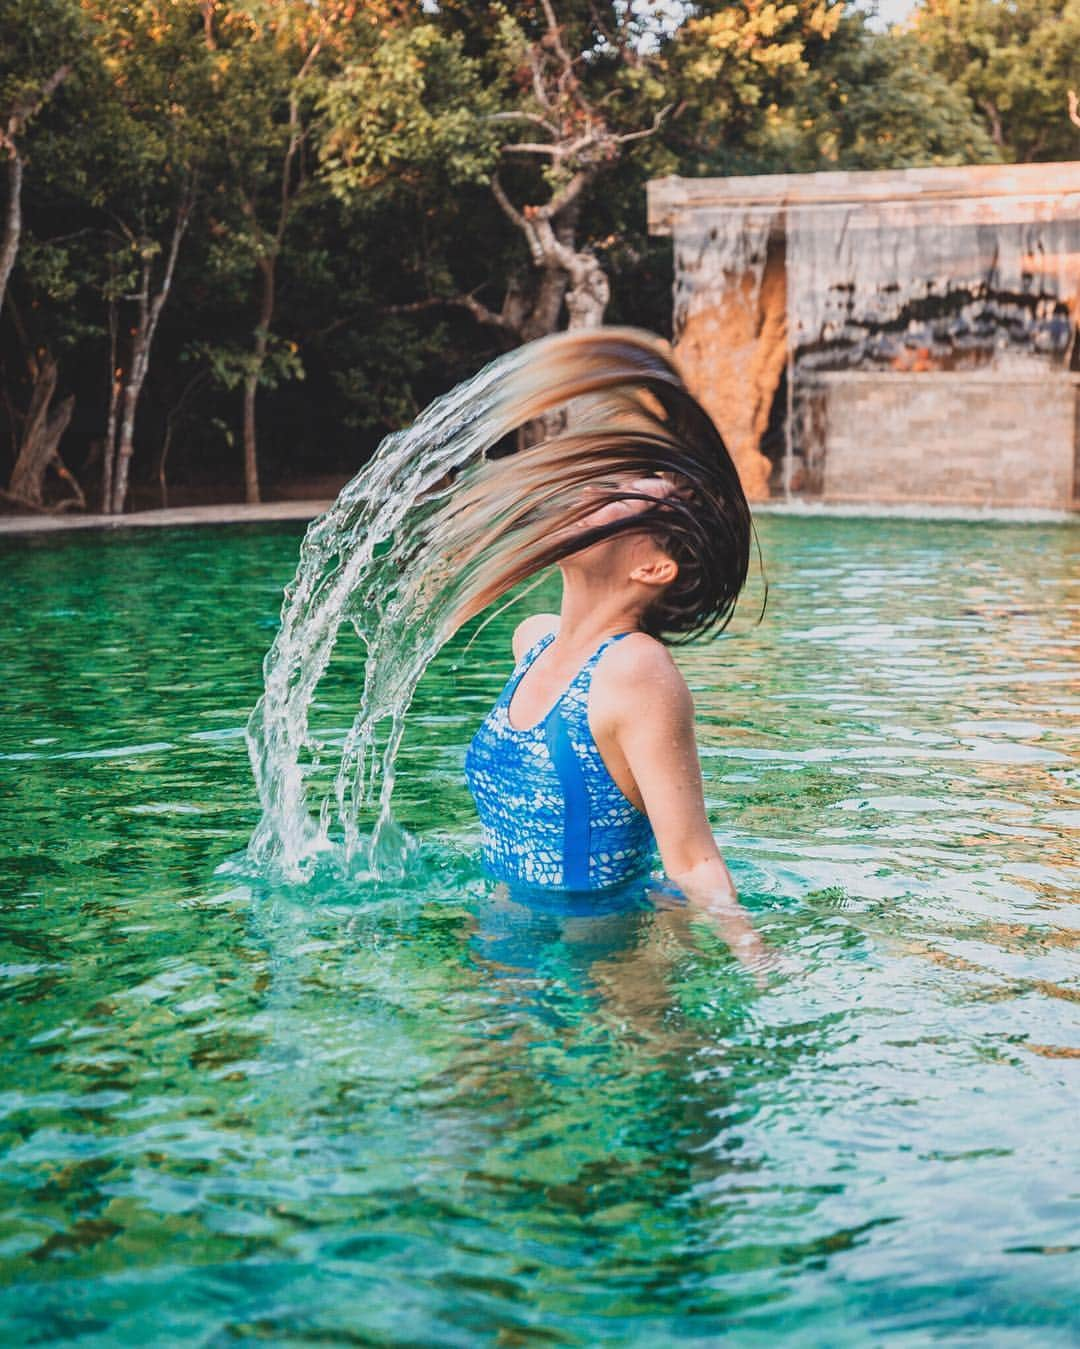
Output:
[{"xmin": 600, "ymin": 638, "xmax": 776, "ymax": 977}]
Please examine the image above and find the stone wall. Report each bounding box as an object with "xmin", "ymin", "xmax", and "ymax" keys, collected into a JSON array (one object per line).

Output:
[{"xmin": 818, "ymin": 371, "xmax": 1080, "ymax": 509}]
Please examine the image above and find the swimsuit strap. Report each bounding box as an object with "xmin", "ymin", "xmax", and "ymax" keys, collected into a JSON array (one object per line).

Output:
[
  {"xmin": 496, "ymin": 630, "xmax": 556, "ymax": 708},
  {"xmin": 576, "ymin": 631, "xmax": 632, "ymax": 683},
  {"xmin": 503, "ymin": 630, "xmax": 632, "ymax": 716}
]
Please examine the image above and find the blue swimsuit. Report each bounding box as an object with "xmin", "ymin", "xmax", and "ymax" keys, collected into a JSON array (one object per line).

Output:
[{"xmin": 464, "ymin": 632, "xmax": 657, "ymax": 891}]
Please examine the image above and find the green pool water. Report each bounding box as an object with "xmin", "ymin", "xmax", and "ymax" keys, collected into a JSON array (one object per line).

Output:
[{"xmin": 1, "ymin": 515, "xmax": 1077, "ymax": 1345}]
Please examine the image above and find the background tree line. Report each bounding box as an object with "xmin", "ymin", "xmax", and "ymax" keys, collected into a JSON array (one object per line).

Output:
[{"xmin": 1, "ymin": 0, "xmax": 1075, "ymax": 514}]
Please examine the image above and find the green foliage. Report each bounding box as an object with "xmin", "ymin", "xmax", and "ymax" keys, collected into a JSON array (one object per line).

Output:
[
  {"xmin": 320, "ymin": 25, "xmax": 500, "ymax": 201},
  {"xmin": 668, "ymin": 0, "xmax": 845, "ymax": 161},
  {"xmin": 0, "ymin": 0, "xmax": 85, "ymax": 112},
  {"xmin": 0, "ymin": 0, "xmax": 1045, "ymax": 507},
  {"xmin": 911, "ymin": 0, "xmax": 1080, "ymax": 162},
  {"xmin": 669, "ymin": 4, "xmax": 994, "ymax": 174},
  {"xmin": 194, "ymin": 334, "xmax": 305, "ymax": 392},
  {"xmin": 82, "ymin": 1, "xmax": 216, "ymax": 208},
  {"xmin": 748, "ymin": 15, "xmax": 999, "ymax": 171}
]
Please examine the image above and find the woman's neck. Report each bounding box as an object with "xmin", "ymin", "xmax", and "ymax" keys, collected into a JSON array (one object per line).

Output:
[{"xmin": 554, "ymin": 571, "xmax": 644, "ymax": 653}]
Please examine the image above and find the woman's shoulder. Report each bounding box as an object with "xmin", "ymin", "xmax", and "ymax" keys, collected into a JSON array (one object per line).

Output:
[
  {"xmin": 598, "ymin": 632, "xmax": 691, "ymax": 709},
  {"xmin": 608, "ymin": 630, "xmax": 678, "ymax": 671},
  {"xmin": 511, "ymin": 612, "xmax": 559, "ymax": 662}
]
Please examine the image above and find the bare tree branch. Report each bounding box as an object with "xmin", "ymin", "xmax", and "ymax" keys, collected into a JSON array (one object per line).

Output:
[
  {"xmin": 613, "ymin": 103, "xmax": 673, "ymax": 145},
  {"xmin": 979, "ymin": 97, "xmax": 1004, "ymax": 148},
  {"xmin": 384, "ymin": 290, "xmax": 519, "ymax": 337},
  {"xmin": 1, "ymin": 63, "xmax": 72, "ymax": 153},
  {"xmin": 278, "ymin": 27, "xmax": 325, "ymax": 244},
  {"xmin": 529, "ymin": 46, "xmax": 554, "ymax": 113},
  {"xmin": 491, "ymin": 172, "xmax": 527, "ymax": 232},
  {"xmin": 485, "ymin": 110, "xmax": 559, "ymax": 136},
  {"xmin": 533, "ymin": 166, "xmax": 594, "ymax": 221},
  {"xmin": 501, "ymin": 140, "xmax": 565, "ymax": 159},
  {"xmin": 539, "ymin": 0, "xmax": 590, "ymax": 118}
]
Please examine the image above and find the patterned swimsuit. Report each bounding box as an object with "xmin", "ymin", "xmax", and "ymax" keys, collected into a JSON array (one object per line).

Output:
[{"xmin": 464, "ymin": 632, "xmax": 657, "ymax": 891}]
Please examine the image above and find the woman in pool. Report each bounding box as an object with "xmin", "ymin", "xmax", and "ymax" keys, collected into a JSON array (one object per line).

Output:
[{"xmin": 458, "ymin": 331, "xmax": 775, "ymax": 977}]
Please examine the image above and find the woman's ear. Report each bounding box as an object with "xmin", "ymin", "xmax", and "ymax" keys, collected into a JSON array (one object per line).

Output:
[{"xmin": 630, "ymin": 555, "xmax": 678, "ymax": 589}]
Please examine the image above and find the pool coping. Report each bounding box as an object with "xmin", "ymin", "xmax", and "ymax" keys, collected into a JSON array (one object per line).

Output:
[
  {"xmin": 0, "ymin": 495, "xmax": 1076, "ymax": 537},
  {"xmin": 754, "ymin": 500, "xmax": 1079, "ymax": 524},
  {"xmin": 0, "ymin": 500, "xmax": 336, "ymax": 536}
]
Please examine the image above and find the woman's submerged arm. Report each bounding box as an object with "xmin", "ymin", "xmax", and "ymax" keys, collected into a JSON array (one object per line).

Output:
[{"xmin": 603, "ymin": 639, "xmax": 779, "ymax": 979}]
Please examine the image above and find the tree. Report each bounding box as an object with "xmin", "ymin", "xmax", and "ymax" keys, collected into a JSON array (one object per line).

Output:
[
  {"xmin": 472, "ymin": 1, "xmax": 673, "ymax": 335},
  {"xmin": 911, "ymin": 0, "xmax": 1080, "ymax": 162},
  {"xmin": 86, "ymin": 0, "xmax": 214, "ymax": 514},
  {"xmin": 201, "ymin": 0, "xmax": 355, "ymax": 504},
  {"xmin": 321, "ymin": 2, "xmax": 675, "ymax": 341},
  {"xmin": 0, "ymin": 0, "xmax": 85, "ymax": 510},
  {"xmin": 715, "ymin": 9, "xmax": 998, "ymax": 173},
  {"xmin": 664, "ymin": 0, "xmax": 844, "ymax": 174}
]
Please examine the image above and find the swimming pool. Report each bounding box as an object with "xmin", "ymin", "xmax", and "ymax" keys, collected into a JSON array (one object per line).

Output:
[{"xmin": 1, "ymin": 515, "xmax": 1077, "ymax": 1343}]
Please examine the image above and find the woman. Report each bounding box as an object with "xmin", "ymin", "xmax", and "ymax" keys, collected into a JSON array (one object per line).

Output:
[
  {"xmin": 461, "ymin": 338, "xmax": 776, "ymax": 976},
  {"xmin": 248, "ymin": 324, "xmax": 778, "ymax": 960}
]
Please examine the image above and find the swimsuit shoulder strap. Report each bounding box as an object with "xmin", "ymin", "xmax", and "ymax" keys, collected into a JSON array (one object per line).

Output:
[
  {"xmin": 496, "ymin": 630, "xmax": 556, "ymax": 707},
  {"xmin": 575, "ymin": 631, "xmax": 632, "ymax": 686},
  {"xmin": 557, "ymin": 631, "xmax": 633, "ymax": 717}
]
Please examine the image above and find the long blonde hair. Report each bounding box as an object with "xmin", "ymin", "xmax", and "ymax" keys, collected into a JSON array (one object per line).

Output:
[{"xmin": 431, "ymin": 326, "xmax": 759, "ymax": 642}]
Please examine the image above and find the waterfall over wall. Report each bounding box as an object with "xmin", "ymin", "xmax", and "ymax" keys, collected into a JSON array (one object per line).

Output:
[
  {"xmin": 671, "ymin": 208, "xmax": 787, "ymax": 500},
  {"xmin": 673, "ymin": 207, "xmax": 778, "ymax": 336},
  {"xmin": 787, "ymin": 195, "xmax": 1080, "ymax": 373},
  {"xmin": 648, "ymin": 164, "xmax": 1080, "ymax": 509}
]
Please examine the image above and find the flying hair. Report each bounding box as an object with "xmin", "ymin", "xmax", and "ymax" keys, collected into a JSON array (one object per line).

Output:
[{"xmin": 428, "ymin": 326, "xmax": 765, "ymax": 644}]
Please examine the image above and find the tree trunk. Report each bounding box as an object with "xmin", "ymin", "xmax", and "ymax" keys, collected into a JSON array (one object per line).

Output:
[
  {"xmin": 564, "ymin": 250, "xmax": 609, "ymax": 330},
  {"xmin": 108, "ymin": 187, "xmax": 194, "ymax": 514},
  {"xmin": 1, "ymin": 65, "xmax": 71, "ymax": 314},
  {"xmin": 520, "ymin": 264, "xmax": 569, "ymax": 342},
  {"xmin": 157, "ymin": 421, "xmax": 171, "ymax": 509},
  {"xmin": 111, "ymin": 377, "xmax": 141, "ymax": 514},
  {"xmin": 242, "ymin": 256, "xmax": 274, "ymax": 505},
  {"xmin": 241, "ymin": 369, "xmax": 261, "ymax": 504},
  {"xmin": 157, "ymin": 368, "xmax": 208, "ymax": 509},
  {"xmin": 0, "ymin": 149, "xmax": 23, "ymax": 315},
  {"xmin": 521, "ymin": 264, "xmax": 572, "ymax": 445},
  {"xmin": 101, "ymin": 288, "xmax": 120, "ymax": 512},
  {"xmin": 7, "ymin": 353, "xmax": 75, "ymax": 507},
  {"xmin": 111, "ymin": 254, "xmax": 151, "ymax": 515},
  {"xmin": 519, "ymin": 209, "xmax": 608, "ymax": 440}
]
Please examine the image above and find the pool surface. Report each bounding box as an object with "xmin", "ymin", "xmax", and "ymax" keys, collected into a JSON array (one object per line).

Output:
[{"xmin": 1, "ymin": 516, "xmax": 1077, "ymax": 1344}]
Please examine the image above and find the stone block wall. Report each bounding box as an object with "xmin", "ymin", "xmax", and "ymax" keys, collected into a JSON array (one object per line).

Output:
[{"xmin": 817, "ymin": 372, "xmax": 1080, "ymax": 509}]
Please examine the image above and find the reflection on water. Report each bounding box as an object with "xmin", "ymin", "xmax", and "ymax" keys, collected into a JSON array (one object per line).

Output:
[{"xmin": 0, "ymin": 517, "xmax": 1077, "ymax": 1343}]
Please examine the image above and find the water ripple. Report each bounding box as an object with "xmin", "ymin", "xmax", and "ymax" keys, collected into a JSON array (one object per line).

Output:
[{"xmin": 0, "ymin": 517, "xmax": 1076, "ymax": 1343}]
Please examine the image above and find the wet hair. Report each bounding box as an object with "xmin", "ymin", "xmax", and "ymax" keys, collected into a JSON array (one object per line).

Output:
[
  {"xmin": 441, "ymin": 327, "xmax": 763, "ymax": 645},
  {"xmin": 635, "ymin": 476, "xmax": 748, "ymax": 642}
]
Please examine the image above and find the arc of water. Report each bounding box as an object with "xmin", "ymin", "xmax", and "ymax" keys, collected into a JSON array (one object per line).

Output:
[{"xmin": 245, "ymin": 347, "xmax": 529, "ymax": 878}]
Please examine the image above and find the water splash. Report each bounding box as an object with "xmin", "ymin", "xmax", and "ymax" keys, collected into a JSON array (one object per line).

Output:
[
  {"xmin": 244, "ymin": 343, "xmax": 525, "ymax": 879},
  {"xmin": 245, "ymin": 327, "xmax": 752, "ymax": 881}
]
